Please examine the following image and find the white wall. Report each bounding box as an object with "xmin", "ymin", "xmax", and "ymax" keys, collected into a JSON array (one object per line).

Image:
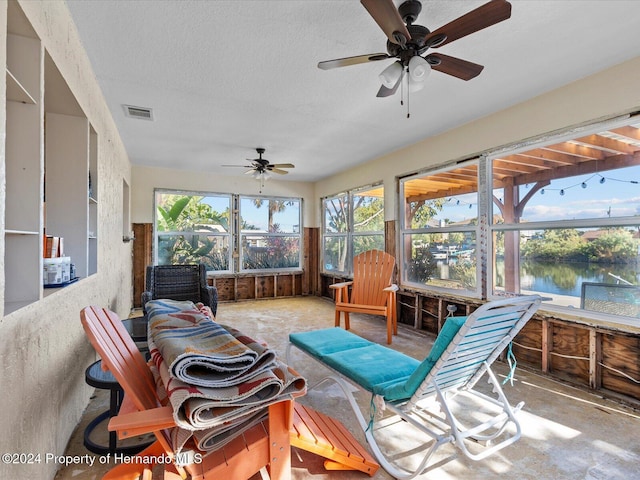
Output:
[
  {"xmin": 132, "ymin": 165, "xmax": 316, "ymax": 226},
  {"xmin": 315, "ymin": 56, "xmax": 640, "ymax": 224},
  {"xmin": 0, "ymin": 2, "xmax": 133, "ymax": 478}
]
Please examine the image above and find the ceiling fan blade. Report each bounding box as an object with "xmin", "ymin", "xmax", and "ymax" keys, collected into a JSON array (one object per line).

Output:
[
  {"xmin": 269, "ymin": 168, "xmax": 289, "ymax": 175},
  {"xmin": 426, "ymin": 53, "xmax": 484, "ymax": 81},
  {"xmin": 270, "ymin": 163, "xmax": 295, "ymax": 169},
  {"xmin": 221, "ymin": 164, "xmax": 253, "ymax": 168},
  {"xmin": 376, "ymin": 70, "xmax": 404, "ymax": 97},
  {"xmin": 424, "ymin": 0, "xmax": 512, "ymax": 49},
  {"xmin": 318, "ymin": 53, "xmax": 390, "ymax": 70},
  {"xmin": 361, "ymin": 0, "xmax": 411, "ymax": 45}
]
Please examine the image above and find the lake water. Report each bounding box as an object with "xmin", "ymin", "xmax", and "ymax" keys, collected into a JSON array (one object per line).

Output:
[{"xmin": 495, "ymin": 259, "xmax": 640, "ymax": 298}]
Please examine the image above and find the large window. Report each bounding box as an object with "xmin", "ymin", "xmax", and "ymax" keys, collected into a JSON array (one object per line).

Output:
[
  {"xmin": 400, "ymin": 161, "xmax": 480, "ymax": 295},
  {"xmin": 155, "ymin": 191, "xmax": 232, "ymax": 271},
  {"xmin": 397, "ymin": 116, "xmax": 640, "ymax": 325},
  {"xmin": 490, "ymin": 121, "xmax": 640, "ymax": 320},
  {"xmin": 239, "ymin": 196, "xmax": 301, "ymax": 271},
  {"xmin": 322, "ymin": 184, "xmax": 384, "ymax": 275},
  {"xmin": 155, "ymin": 190, "xmax": 302, "ymax": 273}
]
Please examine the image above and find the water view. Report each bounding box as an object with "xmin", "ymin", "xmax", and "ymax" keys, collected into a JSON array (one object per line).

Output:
[{"xmin": 495, "ymin": 259, "xmax": 640, "ymax": 297}]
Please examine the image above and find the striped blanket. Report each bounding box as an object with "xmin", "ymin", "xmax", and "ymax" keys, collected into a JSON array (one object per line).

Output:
[
  {"xmin": 147, "ymin": 299, "xmax": 276, "ymax": 387},
  {"xmin": 145, "ymin": 299, "xmax": 306, "ymax": 453}
]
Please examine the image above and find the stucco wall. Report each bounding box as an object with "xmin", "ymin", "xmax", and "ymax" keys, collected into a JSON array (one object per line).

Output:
[{"xmin": 0, "ymin": 2, "xmax": 132, "ymax": 479}]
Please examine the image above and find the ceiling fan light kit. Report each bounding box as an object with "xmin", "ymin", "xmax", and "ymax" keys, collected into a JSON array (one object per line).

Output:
[
  {"xmin": 319, "ymin": 0, "xmax": 512, "ymax": 116},
  {"xmin": 379, "ymin": 61, "xmax": 403, "ymax": 88},
  {"xmin": 408, "ymin": 55, "xmax": 430, "ymax": 82}
]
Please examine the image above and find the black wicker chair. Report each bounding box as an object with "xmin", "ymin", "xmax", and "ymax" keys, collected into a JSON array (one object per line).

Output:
[{"xmin": 141, "ymin": 264, "xmax": 218, "ymax": 316}]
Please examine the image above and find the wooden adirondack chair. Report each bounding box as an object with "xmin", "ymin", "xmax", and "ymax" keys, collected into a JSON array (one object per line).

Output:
[
  {"xmin": 80, "ymin": 305, "xmax": 293, "ymax": 480},
  {"xmin": 330, "ymin": 249, "xmax": 399, "ymax": 344}
]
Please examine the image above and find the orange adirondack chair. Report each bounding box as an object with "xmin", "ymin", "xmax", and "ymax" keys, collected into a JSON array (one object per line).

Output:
[
  {"xmin": 80, "ymin": 306, "xmax": 293, "ymax": 480},
  {"xmin": 330, "ymin": 249, "xmax": 399, "ymax": 344}
]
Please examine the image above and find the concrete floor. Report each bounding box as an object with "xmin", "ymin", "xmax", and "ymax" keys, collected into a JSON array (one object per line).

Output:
[{"xmin": 55, "ymin": 296, "xmax": 640, "ymax": 480}]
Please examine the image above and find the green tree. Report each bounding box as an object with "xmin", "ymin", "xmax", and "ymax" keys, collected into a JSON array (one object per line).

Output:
[
  {"xmin": 584, "ymin": 229, "xmax": 637, "ymax": 263},
  {"xmin": 156, "ymin": 194, "xmax": 230, "ymax": 269},
  {"xmin": 407, "ymin": 247, "xmax": 437, "ymax": 284},
  {"xmin": 522, "ymin": 229, "xmax": 585, "ymax": 261},
  {"xmin": 251, "ymin": 198, "xmax": 294, "ymax": 232},
  {"xmin": 409, "ymin": 198, "xmax": 446, "ymax": 228}
]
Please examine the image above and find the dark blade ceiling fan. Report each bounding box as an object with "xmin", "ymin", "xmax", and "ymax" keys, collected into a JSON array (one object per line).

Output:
[
  {"xmin": 318, "ymin": 0, "xmax": 512, "ymax": 99},
  {"xmin": 222, "ymin": 148, "xmax": 295, "ymax": 176}
]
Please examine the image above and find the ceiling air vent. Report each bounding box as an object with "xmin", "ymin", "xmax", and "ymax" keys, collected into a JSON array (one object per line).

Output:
[{"xmin": 123, "ymin": 104, "xmax": 153, "ymax": 121}]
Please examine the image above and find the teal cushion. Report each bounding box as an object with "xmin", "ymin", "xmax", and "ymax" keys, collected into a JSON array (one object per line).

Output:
[
  {"xmin": 289, "ymin": 327, "xmax": 373, "ymax": 358},
  {"xmin": 374, "ymin": 315, "xmax": 467, "ymax": 401},
  {"xmin": 322, "ymin": 344, "xmax": 420, "ymax": 392},
  {"xmin": 290, "ymin": 317, "xmax": 467, "ymax": 403}
]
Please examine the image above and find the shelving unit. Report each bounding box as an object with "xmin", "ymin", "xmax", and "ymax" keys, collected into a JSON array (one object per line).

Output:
[
  {"xmin": 4, "ymin": 7, "xmax": 44, "ymax": 314},
  {"xmin": 3, "ymin": 3, "xmax": 99, "ymax": 313},
  {"xmin": 88, "ymin": 127, "xmax": 98, "ymax": 276}
]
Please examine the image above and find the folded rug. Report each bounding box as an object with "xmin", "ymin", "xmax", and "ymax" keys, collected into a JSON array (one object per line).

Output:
[
  {"xmin": 146, "ymin": 299, "xmax": 276, "ymax": 387},
  {"xmin": 149, "ymin": 340, "xmax": 305, "ymax": 430}
]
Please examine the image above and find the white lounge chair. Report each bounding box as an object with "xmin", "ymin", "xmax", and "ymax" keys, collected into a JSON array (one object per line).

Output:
[{"xmin": 286, "ymin": 295, "xmax": 541, "ymax": 479}]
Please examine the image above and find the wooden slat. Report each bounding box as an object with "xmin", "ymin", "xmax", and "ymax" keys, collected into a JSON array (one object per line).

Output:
[
  {"xmin": 291, "ymin": 403, "xmax": 379, "ymax": 476},
  {"xmin": 82, "ymin": 306, "xmax": 292, "ymax": 480}
]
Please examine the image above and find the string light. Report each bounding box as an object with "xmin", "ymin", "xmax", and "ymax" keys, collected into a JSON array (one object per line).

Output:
[
  {"xmin": 535, "ymin": 173, "xmax": 639, "ymax": 196},
  {"xmin": 447, "ymin": 196, "xmax": 477, "ymax": 209}
]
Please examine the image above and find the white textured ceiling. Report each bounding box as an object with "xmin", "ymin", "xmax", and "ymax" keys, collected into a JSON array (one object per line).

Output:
[{"xmin": 65, "ymin": 0, "xmax": 640, "ymax": 182}]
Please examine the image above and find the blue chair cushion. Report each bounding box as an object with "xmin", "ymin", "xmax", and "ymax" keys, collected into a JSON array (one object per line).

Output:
[
  {"xmin": 374, "ymin": 315, "xmax": 467, "ymax": 401},
  {"xmin": 289, "ymin": 317, "xmax": 467, "ymax": 402},
  {"xmin": 323, "ymin": 345, "xmax": 420, "ymax": 392},
  {"xmin": 289, "ymin": 327, "xmax": 373, "ymax": 357}
]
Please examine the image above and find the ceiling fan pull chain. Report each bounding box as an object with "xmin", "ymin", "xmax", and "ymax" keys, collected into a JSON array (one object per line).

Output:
[
  {"xmin": 407, "ymin": 89, "xmax": 410, "ymax": 119},
  {"xmin": 405, "ymin": 66, "xmax": 411, "ymax": 118},
  {"xmin": 400, "ymin": 67, "xmax": 405, "ymax": 107}
]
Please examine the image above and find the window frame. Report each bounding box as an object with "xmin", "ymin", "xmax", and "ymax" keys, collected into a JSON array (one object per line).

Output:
[
  {"xmin": 396, "ymin": 113, "xmax": 640, "ymax": 328},
  {"xmin": 486, "ymin": 116, "xmax": 640, "ymax": 325},
  {"xmin": 399, "ymin": 159, "xmax": 482, "ymax": 297},
  {"xmin": 321, "ymin": 182, "xmax": 385, "ymax": 276},
  {"xmin": 153, "ymin": 189, "xmax": 303, "ymax": 275},
  {"xmin": 238, "ymin": 194, "xmax": 303, "ymax": 274}
]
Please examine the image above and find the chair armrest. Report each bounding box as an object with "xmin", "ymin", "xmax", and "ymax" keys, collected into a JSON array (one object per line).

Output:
[
  {"xmin": 203, "ymin": 285, "xmax": 218, "ymax": 317},
  {"xmin": 108, "ymin": 403, "xmax": 176, "ymax": 439},
  {"xmin": 329, "ymin": 281, "xmax": 353, "ymax": 290},
  {"xmin": 141, "ymin": 291, "xmax": 152, "ymax": 314}
]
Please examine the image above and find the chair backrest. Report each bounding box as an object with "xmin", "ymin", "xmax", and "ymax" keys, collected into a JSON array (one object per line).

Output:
[
  {"xmin": 146, "ymin": 264, "xmax": 205, "ymax": 302},
  {"xmin": 409, "ymin": 295, "xmax": 541, "ymax": 406},
  {"xmin": 80, "ymin": 306, "xmax": 161, "ymax": 413},
  {"xmin": 81, "ymin": 306, "xmax": 181, "ymax": 470},
  {"xmin": 351, "ymin": 250, "xmax": 395, "ymax": 306}
]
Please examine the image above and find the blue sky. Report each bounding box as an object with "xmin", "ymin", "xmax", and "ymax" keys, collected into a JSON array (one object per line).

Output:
[{"xmin": 442, "ymin": 164, "xmax": 640, "ymax": 224}]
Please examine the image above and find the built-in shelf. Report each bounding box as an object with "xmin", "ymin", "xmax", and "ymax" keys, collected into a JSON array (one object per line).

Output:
[
  {"xmin": 6, "ymin": 69, "xmax": 36, "ymax": 104},
  {"xmin": 4, "ymin": 9, "xmax": 43, "ymax": 314},
  {"xmin": 3, "ymin": 2, "xmax": 99, "ymax": 314}
]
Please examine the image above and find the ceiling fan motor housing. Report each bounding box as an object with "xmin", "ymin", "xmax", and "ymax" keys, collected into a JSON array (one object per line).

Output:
[
  {"xmin": 387, "ymin": 23, "xmax": 431, "ymax": 63},
  {"xmin": 398, "ymin": 0, "xmax": 422, "ymax": 25}
]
